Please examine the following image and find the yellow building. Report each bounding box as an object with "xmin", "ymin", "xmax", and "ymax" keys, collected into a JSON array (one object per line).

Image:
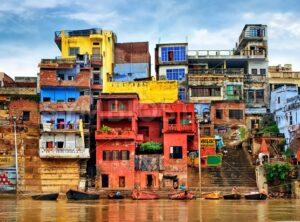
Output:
[
  {"xmin": 55, "ymin": 28, "xmax": 116, "ymax": 91},
  {"xmin": 55, "ymin": 28, "xmax": 178, "ymax": 103}
]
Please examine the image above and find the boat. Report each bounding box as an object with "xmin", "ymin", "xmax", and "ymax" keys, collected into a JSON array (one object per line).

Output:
[
  {"xmin": 204, "ymin": 191, "xmax": 221, "ymax": 200},
  {"xmin": 108, "ymin": 192, "xmax": 124, "ymax": 199},
  {"xmin": 244, "ymin": 192, "xmax": 267, "ymax": 200},
  {"xmin": 32, "ymin": 193, "xmax": 59, "ymax": 201},
  {"xmin": 169, "ymin": 191, "xmax": 196, "ymax": 200},
  {"xmin": 66, "ymin": 189, "xmax": 99, "ymax": 200},
  {"xmin": 223, "ymin": 193, "xmax": 241, "ymax": 200},
  {"xmin": 131, "ymin": 189, "xmax": 159, "ymax": 200}
]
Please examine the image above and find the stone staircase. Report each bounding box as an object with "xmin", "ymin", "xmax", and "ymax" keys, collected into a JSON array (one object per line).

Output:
[{"xmin": 189, "ymin": 146, "xmax": 257, "ymax": 194}]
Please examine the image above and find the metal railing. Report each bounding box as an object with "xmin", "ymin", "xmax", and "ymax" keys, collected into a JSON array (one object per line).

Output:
[
  {"xmin": 188, "ymin": 50, "xmax": 266, "ymax": 58},
  {"xmin": 189, "ymin": 68, "xmax": 244, "ymax": 75},
  {"xmin": 39, "ymin": 147, "xmax": 90, "ymax": 158},
  {"xmin": 41, "ymin": 123, "xmax": 89, "ymax": 131}
]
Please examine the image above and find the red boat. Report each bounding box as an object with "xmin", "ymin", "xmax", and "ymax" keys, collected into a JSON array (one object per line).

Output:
[
  {"xmin": 169, "ymin": 191, "xmax": 196, "ymax": 200},
  {"xmin": 131, "ymin": 189, "xmax": 160, "ymax": 200}
]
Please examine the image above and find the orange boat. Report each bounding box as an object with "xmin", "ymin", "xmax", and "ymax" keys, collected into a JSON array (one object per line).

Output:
[
  {"xmin": 169, "ymin": 191, "xmax": 196, "ymax": 200},
  {"xmin": 131, "ymin": 189, "xmax": 160, "ymax": 200},
  {"xmin": 204, "ymin": 191, "xmax": 221, "ymax": 200}
]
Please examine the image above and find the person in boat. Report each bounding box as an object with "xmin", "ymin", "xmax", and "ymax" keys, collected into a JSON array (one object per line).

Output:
[
  {"xmin": 180, "ymin": 184, "xmax": 188, "ymax": 195},
  {"xmin": 231, "ymin": 186, "xmax": 240, "ymax": 194},
  {"xmin": 260, "ymin": 186, "xmax": 267, "ymax": 195},
  {"xmin": 116, "ymin": 191, "xmax": 121, "ymax": 197}
]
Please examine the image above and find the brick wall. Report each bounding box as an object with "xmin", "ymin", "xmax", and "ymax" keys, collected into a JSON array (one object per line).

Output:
[
  {"xmin": 9, "ymin": 99, "xmax": 39, "ymax": 125},
  {"xmin": 115, "ymin": 42, "xmax": 150, "ymax": 64}
]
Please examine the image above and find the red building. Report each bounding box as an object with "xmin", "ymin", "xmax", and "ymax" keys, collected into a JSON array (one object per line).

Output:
[{"xmin": 95, "ymin": 93, "xmax": 197, "ymax": 190}]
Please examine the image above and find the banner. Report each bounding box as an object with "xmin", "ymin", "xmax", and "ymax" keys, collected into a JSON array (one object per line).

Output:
[{"xmin": 0, "ymin": 157, "xmax": 14, "ymax": 168}]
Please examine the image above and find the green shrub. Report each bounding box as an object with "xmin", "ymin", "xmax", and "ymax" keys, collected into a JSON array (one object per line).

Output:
[
  {"xmin": 101, "ymin": 125, "xmax": 111, "ymax": 132},
  {"xmin": 139, "ymin": 142, "xmax": 162, "ymax": 152},
  {"xmin": 264, "ymin": 163, "xmax": 292, "ymax": 184}
]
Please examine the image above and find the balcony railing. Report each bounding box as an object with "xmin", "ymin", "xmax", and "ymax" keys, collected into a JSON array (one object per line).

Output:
[
  {"xmin": 166, "ymin": 124, "xmax": 193, "ymax": 132},
  {"xmin": 91, "ymin": 55, "xmax": 102, "ymax": 65},
  {"xmin": 41, "ymin": 123, "xmax": 89, "ymax": 133},
  {"xmin": 188, "ymin": 50, "xmax": 266, "ymax": 59},
  {"xmin": 96, "ymin": 129, "xmax": 137, "ymax": 140},
  {"xmin": 189, "ymin": 68, "xmax": 244, "ymax": 75},
  {"xmin": 269, "ymin": 72, "xmax": 300, "ymax": 79},
  {"xmin": 39, "ymin": 148, "xmax": 90, "ymax": 158}
]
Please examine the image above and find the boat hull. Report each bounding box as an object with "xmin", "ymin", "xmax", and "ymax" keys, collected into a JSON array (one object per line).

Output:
[
  {"xmin": 244, "ymin": 193, "xmax": 267, "ymax": 200},
  {"xmin": 108, "ymin": 193, "xmax": 124, "ymax": 199},
  {"xmin": 204, "ymin": 192, "xmax": 221, "ymax": 200},
  {"xmin": 32, "ymin": 193, "xmax": 59, "ymax": 201},
  {"xmin": 66, "ymin": 189, "xmax": 99, "ymax": 200},
  {"xmin": 223, "ymin": 194, "xmax": 241, "ymax": 200},
  {"xmin": 131, "ymin": 190, "xmax": 159, "ymax": 200},
  {"xmin": 169, "ymin": 191, "xmax": 195, "ymax": 200}
]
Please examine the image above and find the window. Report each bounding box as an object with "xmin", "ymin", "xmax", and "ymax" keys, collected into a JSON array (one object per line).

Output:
[
  {"xmin": 69, "ymin": 47, "xmax": 79, "ymax": 56},
  {"xmin": 119, "ymin": 176, "xmax": 125, "ymax": 187},
  {"xmin": 179, "ymin": 87, "xmax": 186, "ymax": 101},
  {"xmin": 93, "ymin": 42, "xmax": 100, "ymax": 46},
  {"xmin": 46, "ymin": 141, "xmax": 53, "ymax": 149},
  {"xmin": 166, "ymin": 69, "xmax": 185, "ymax": 80},
  {"xmin": 203, "ymin": 127, "xmax": 211, "ymax": 136},
  {"xmin": 119, "ymin": 102, "xmax": 126, "ymax": 111},
  {"xmin": 170, "ymin": 146, "xmax": 183, "ymax": 159},
  {"xmin": 216, "ymin": 109, "xmax": 223, "ymax": 119},
  {"xmin": 229, "ymin": 110, "xmax": 243, "ymax": 120},
  {"xmin": 120, "ymin": 150, "xmax": 130, "ymax": 160},
  {"xmin": 161, "ymin": 46, "xmax": 186, "ymax": 62},
  {"xmin": 226, "ymin": 85, "xmax": 241, "ymax": 97},
  {"xmin": 57, "ymin": 74, "xmax": 65, "ymax": 80},
  {"xmin": 68, "ymin": 76, "xmax": 74, "ymax": 80},
  {"xmin": 246, "ymin": 90, "xmax": 254, "ymax": 103},
  {"xmin": 191, "ymin": 87, "xmax": 221, "ymax": 97},
  {"xmin": 260, "ymin": 69, "xmax": 266, "ymax": 75},
  {"xmin": 56, "ymin": 141, "xmax": 64, "ymax": 148},
  {"xmin": 278, "ymin": 97, "xmax": 280, "ymax": 104},
  {"xmin": 43, "ymin": 97, "xmax": 51, "ymax": 102},
  {"xmin": 110, "ymin": 103, "xmax": 116, "ymax": 111},
  {"xmin": 68, "ymin": 98, "xmax": 75, "ymax": 102},
  {"xmin": 251, "ymin": 69, "xmax": 258, "ymax": 75},
  {"xmin": 290, "ymin": 112, "xmax": 293, "ymax": 125},
  {"xmin": 102, "ymin": 174, "xmax": 109, "ymax": 188},
  {"xmin": 256, "ymin": 90, "xmax": 264, "ymax": 102},
  {"xmin": 112, "ymin": 150, "xmax": 119, "ymax": 160},
  {"xmin": 22, "ymin": 111, "xmax": 30, "ymax": 121},
  {"xmin": 103, "ymin": 151, "xmax": 111, "ymax": 161}
]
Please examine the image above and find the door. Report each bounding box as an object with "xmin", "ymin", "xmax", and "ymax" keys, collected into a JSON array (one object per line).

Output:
[
  {"xmin": 102, "ymin": 174, "xmax": 109, "ymax": 188},
  {"xmin": 147, "ymin": 175, "xmax": 153, "ymax": 188}
]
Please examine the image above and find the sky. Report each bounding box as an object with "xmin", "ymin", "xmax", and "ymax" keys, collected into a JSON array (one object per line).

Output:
[{"xmin": 0, "ymin": 0, "xmax": 300, "ymax": 77}]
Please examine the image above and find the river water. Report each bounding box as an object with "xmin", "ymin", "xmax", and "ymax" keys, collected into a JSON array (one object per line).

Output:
[{"xmin": 0, "ymin": 197, "xmax": 300, "ymax": 222}]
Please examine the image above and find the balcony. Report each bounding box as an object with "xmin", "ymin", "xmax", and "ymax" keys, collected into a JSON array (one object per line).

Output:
[
  {"xmin": 166, "ymin": 124, "xmax": 194, "ymax": 132},
  {"xmin": 244, "ymin": 74, "xmax": 266, "ymax": 83},
  {"xmin": 189, "ymin": 68, "xmax": 244, "ymax": 76},
  {"xmin": 40, "ymin": 95, "xmax": 90, "ymax": 112},
  {"xmin": 269, "ymin": 72, "xmax": 300, "ymax": 79},
  {"xmin": 188, "ymin": 50, "xmax": 266, "ymax": 59},
  {"xmin": 40, "ymin": 123, "xmax": 89, "ymax": 133},
  {"xmin": 99, "ymin": 111, "xmax": 134, "ymax": 118},
  {"xmin": 96, "ymin": 129, "xmax": 137, "ymax": 140},
  {"xmin": 39, "ymin": 58, "xmax": 76, "ymax": 69},
  {"xmin": 39, "ymin": 147, "xmax": 90, "ymax": 158},
  {"xmin": 91, "ymin": 54, "xmax": 102, "ymax": 66}
]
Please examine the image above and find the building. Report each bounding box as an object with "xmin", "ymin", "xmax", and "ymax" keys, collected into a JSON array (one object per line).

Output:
[
  {"xmin": 269, "ymin": 64, "xmax": 300, "ymax": 92},
  {"xmin": 95, "ymin": 93, "xmax": 197, "ymax": 190},
  {"xmin": 0, "ymin": 74, "xmax": 39, "ymax": 192},
  {"xmin": 155, "ymin": 43, "xmax": 188, "ymax": 101},
  {"xmin": 114, "ymin": 42, "xmax": 151, "ymax": 82}
]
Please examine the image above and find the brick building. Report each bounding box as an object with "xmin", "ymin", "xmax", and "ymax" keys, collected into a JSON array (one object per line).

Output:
[{"xmin": 95, "ymin": 93, "xmax": 197, "ymax": 190}]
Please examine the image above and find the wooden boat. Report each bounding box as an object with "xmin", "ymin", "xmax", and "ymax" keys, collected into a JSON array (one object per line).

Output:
[
  {"xmin": 169, "ymin": 191, "xmax": 196, "ymax": 200},
  {"xmin": 66, "ymin": 189, "xmax": 99, "ymax": 200},
  {"xmin": 223, "ymin": 193, "xmax": 241, "ymax": 200},
  {"xmin": 32, "ymin": 193, "xmax": 59, "ymax": 201},
  {"xmin": 204, "ymin": 191, "xmax": 221, "ymax": 200},
  {"xmin": 131, "ymin": 189, "xmax": 159, "ymax": 200},
  {"xmin": 244, "ymin": 193, "xmax": 267, "ymax": 200},
  {"xmin": 108, "ymin": 192, "xmax": 124, "ymax": 199}
]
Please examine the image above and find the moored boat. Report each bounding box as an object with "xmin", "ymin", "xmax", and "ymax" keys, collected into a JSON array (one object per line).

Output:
[
  {"xmin": 169, "ymin": 191, "xmax": 195, "ymax": 200},
  {"xmin": 108, "ymin": 192, "xmax": 124, "ymax": 199},
  {"xmin": 131, "ymin": 189, "xmax": 159, "ymax": 200},
  {"xmin": 32, "ymin": 193, "xmax": 59, "ymax": 201},
  {"xmin": 223, "ymin": 193, "xmax": 241, "ymax": 200},
  {"xmin": 204, "ymin": 191, "xmax": 221, "ymax": 200},
  {"xmin": 66, "ymin": 189, "xmax": 99, "ymax": 200},
  {"xmin": 244, "ymin": 192, "xmax": 267, "ymax": 200}
]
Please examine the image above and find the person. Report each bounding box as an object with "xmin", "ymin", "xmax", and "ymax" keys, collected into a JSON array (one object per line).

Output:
[
  {"xmin": 232, "ymin": 186, "xmax": 239, "ymax": 194},
  {"xmin": 260, "ymin": 186, "xmax": 267, "ymax": 195},
  {"xmin": 116, "ymin": 191, "xmax": 121, "ymax": 197},
  {"xmin": 180, "ymin": 184, "xmax": 186, "ymax": 191},
  {"xmin": 223, "ymin": 148, "xmax": 228, "ymax": 156}
]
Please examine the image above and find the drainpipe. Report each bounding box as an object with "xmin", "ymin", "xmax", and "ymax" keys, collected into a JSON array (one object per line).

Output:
[{"xmin": 197, "ymin": 119, "xmax": 201, "ymax": 197}]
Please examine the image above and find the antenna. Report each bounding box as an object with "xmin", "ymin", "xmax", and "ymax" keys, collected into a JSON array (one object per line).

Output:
[{"xmin": 158, "ymin": 37, "xmax": 161, "ymax": 44}]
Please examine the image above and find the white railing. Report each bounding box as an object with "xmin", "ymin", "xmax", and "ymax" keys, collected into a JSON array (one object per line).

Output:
[{"xmin": 39, "ymin": 148, "xmax": 90, "ymax": 158}]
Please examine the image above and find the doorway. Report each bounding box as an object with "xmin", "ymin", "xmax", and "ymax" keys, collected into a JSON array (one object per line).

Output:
[
  {"xmin": 146, "ymin": 175, "xmax": 153, "ymax": 188},
  {"xmin": 102, "ymin": 174, "xmax": 109, "ymax": 188}
]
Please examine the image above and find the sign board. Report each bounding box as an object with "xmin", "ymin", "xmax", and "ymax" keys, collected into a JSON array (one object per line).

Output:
[
  {"xmin": 0, "ymin": 157, "xmax": 14, "ymax": 168},
  {"xmin": 200, "ymin": 137, "xmax": 216, "ymax": 148},
  {"xmin": 207, "ymin": 155, "xmax": 222, "ymax": 166}
]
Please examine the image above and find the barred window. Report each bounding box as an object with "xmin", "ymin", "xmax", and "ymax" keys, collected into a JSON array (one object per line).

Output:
[
  {"xmin": 103, "ymin": 150, "xmax": 111, "ymax": 161},
  {"xmin": 120, "ymin": 150, "xmax": 130, "ymax": 160},
  {"xmin": 229, "ymin": 110, "xmax": 243, "ymax": 120}
]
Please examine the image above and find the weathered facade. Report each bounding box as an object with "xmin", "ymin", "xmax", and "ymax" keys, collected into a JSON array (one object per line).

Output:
[{"xmin": 95, "ymin": 93, "xmax": 197, "ymax": 190}]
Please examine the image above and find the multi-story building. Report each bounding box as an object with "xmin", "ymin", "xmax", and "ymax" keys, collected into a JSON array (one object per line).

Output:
[
  {"xmin": 269, "ymin": 64, "xmax": 300, "ymax": 92},
  {"xmin": 155, "ymin": 43, "xmax": 188, "ymax": 101},
  {"xmin": 95, "ymin": 93, "xmax": 197, "ymax": 190},
  {"xmin": 184, "ymin": 24, "xmax": 268, "ymax": 141},
  {"xmin": 114, "ymin": 42, "xmax": 151, "ymax": 81}
]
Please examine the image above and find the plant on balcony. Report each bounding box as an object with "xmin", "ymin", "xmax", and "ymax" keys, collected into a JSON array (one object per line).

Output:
[
  {"xmin": 258, "ymin": 121, "xmax": 279, "ymax": 136},
  {"xmin": 139, "ymin": 142, "xmax": 163, "ymax": 154},
  {"xmin": 101, "ymin": 125, "xmax": 111, "ymax": 133}
]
